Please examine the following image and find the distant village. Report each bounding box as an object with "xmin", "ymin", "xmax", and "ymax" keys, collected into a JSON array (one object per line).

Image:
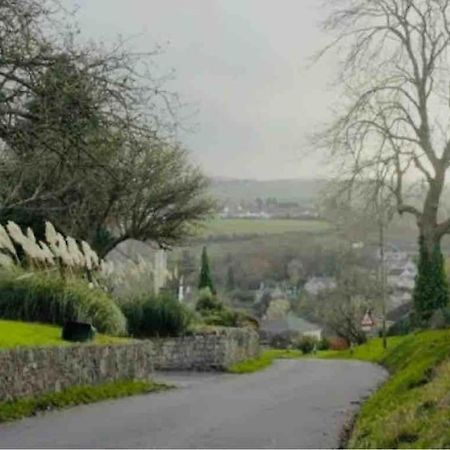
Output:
[
  {"xmin": 219, "ymin": 197, "xmax": 320, "ymax": 220},
  {"xmin": 298, "ymin": 245, "xmax": 416, "ymax": 309},
  {"xmin": 107, "ymin": 238, "xmax": 417, "ymax": 344}
]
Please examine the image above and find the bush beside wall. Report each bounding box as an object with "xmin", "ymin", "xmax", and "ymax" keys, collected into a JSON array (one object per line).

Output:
[{"xmin": 120, "ymin": 293, "xmax": 193, "ymax": 338}]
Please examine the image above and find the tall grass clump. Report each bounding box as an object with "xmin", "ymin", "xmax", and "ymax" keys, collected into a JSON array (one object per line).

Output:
[
  {"xmin": 0, "ymin": 269, "xmax": 127, "ymax": 336},
  {"xmin": 120, "ymin": 292, "xmax": 194, "ymax": 338}
]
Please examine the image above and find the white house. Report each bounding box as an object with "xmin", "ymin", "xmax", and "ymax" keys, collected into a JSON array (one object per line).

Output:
[{"xmin": 304, "ymin": 277, "xmax": 337, "ymax": 296}]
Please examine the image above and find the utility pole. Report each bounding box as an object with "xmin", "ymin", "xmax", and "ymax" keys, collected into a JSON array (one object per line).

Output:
[
  {"xmin": 377, "ymin": 190, "xmax": 388, "ymax": 350},
  {"xmin": 379, "ymin": 215, "xmax": 387, "ymax": 349}
]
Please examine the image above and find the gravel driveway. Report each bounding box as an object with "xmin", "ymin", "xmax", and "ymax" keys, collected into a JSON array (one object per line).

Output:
[{"xmin": 0, "ymin": 359, "xmax": 387, "ymax": 449}]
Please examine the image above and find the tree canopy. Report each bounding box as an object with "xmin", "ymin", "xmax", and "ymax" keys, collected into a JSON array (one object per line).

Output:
[{"xmin": 0, "ymin": 0, "xmax": 214, "ymax": 256}]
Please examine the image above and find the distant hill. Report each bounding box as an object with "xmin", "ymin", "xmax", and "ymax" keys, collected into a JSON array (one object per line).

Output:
[{"xmin": 209, "ymin": 178, "xmax": 326, "ymax": 206}]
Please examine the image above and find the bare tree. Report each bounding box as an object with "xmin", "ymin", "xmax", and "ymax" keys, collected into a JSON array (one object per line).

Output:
[
  {"xmin": 321, "ymin": 177, "xmax": 396, "ymax": 345},
  {"xmin": 325, "ymin": 252, "xmax": 378, "ymax": 345},
  {"xmin": 316, "ymin": 0, "xmax": 450, "ymax": 320}
]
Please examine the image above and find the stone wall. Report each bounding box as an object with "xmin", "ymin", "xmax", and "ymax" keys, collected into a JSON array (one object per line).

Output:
[
  {"xmin": 0, "ymin": 328, "xmax": 259, "ymax": 401},
  {"xmin": 151, "ymin": 327, "xmax": 260, "ymax": 371}
]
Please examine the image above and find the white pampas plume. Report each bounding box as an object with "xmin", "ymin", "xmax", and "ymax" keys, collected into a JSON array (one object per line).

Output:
[
  {"xmin": 45, "ymin": 221, "xmax": 58, "ymax": 246},
  {"xmin": 21, "ymin": 240, "xmax": 39, "ymax": 260},
  {"xmin": 26, "ymin": 227, "xmax": 36, "ymax": 243},
  {"xmin": 66, "ymin": 237, "xmax": 84, "ymax": 266},
  {"xmin": 6, "ymin": 221, "xmax": 44, "ymax": 263},
  {"xmin": 4, "ymin": 221, "xmax": 48, "ymax": 265},
  {"xmin": 56, "ymin": 232, "xmax": 72, "ymax": 266},
  {"xmin": 38, "ymin": 241, "xmax": 55, "ymax": 265},
  {"xmin": 44, "ymin": 221, "xmax": 61, "ymax": 261},
  {"xmin": 91, "ymin": 250, "xmax": 99, "ymax": 268},
  {"xmin": 6, "ymin": 221, "xmax": 27, "ymax": 246},
  {"xmin": 0, "ymin": 224, "xmax": 17, "ymax": 258},
  {"xmin": 81, "ymin": 240, "xmax": 93, "ymax": 270},
  {"xmin": 0, "ymin": 253, "xmax": 13, "ymax": 267}
]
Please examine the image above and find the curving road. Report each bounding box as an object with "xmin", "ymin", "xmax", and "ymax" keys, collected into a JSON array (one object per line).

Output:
[{"xmin": 0, "ymin": 359, "xmax": 387, "ymax": 449}]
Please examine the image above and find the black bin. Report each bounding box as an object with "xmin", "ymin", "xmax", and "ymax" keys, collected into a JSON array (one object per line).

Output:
[{"xmin": 62, "ymin": 321, "xmax": 96, "ymax": 342}]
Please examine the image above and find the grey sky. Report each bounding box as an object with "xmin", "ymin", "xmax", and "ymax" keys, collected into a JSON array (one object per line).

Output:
[{"xmin": 66, "ymin": 0, "xmax": 338, "ymax": 180}]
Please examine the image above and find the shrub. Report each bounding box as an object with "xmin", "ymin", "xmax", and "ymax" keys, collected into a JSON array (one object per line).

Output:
[
  {"xmin": 0, "ymin": 269, "xmax": 127, "ymax": 336},
  {"xmin": 295, "ymin": 335, "xmax": 318, "ymax": 354},
  {"xmin": 195, "ymin": 289, "xmax": 252, "ymax": 328},
  {"xmin": 195, "ymin": 287, "xmax": 223, "ymax": 313},
  {"xmin": 387, "ymin": 315, "xmax": 413, "ymax": 336},
  {"xmin": 201, "ymin": 308, "xmax": 238, "ymax": 327},
  {"xmin": 429, "ymin": 307, "xmax": 450, "ymax": 330},
  {"xmin": 235, "ymin": 312, "xmax": 260, "ymax": 330},
  {"xmin": 318, "ymin": 337, "xmax": 331, "ymax": 351},
  {"xmin": 120, "ymin": 292, "xmax": 194, "ymax": 338},
  {"xmin": 265, "ymin": 331, "xmax": 299, "ymax": 349},
  {"xmin": 328, "ymin": 336, "xmax": 349, "ymax": 350}
]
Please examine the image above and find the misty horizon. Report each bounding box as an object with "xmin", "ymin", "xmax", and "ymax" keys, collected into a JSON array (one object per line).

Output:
[{"xmin": 64, "ymin": 0, "xmax": 338, "ymax": 181}]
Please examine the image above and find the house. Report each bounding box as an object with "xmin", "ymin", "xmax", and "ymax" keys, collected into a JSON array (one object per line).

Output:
[
  {"xmin": 260, "ymin": 314, "xmax": 323, "ymax": 341},
  {"xmin": 304, "ymin": 277, "xmax": 336, "ymax": 296},
  {"xmin": 361, "ymin": 310, "xmax": 376, "ymax": 333},
  {"xmin": 376, "ymin": 246, "xmax": 417, "ymax": 310}
]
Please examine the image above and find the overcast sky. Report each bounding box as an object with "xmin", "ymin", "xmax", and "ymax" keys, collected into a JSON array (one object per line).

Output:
[{"xmin": 66, "ymin": 0, "xmax": 338, "ymax": 180}]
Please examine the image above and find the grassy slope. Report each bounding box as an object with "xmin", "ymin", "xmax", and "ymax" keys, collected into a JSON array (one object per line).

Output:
[
  {"xmin": 323, "ymin": 332, "xmax": 450, "ymax": 448},
  {"xmin": 0, "ymin": 320, "xmax": 129, "ymax": 349}
]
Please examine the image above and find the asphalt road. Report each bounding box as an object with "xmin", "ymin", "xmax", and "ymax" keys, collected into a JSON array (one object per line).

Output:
[{"xmin": 0, "ymin": 359, "xmax": 387, "ymax": 449}]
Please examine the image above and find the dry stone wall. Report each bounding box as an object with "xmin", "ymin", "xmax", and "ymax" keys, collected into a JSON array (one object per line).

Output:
[{"xmin": 0, "ymin": 328, "xmax": 259, "ymax": 401}]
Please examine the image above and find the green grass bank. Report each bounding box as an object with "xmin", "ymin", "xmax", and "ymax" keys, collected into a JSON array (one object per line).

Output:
[
  {"xmin": 0, "ymin": 320, "xmax": 129, "ymax": 349},
  {"xmin": 325, "ymin": 331, "xmax": 450, "ymax": 448},
  {"xmin": 0, "ymin": 380, "xmax": 170, "ymax": 423}
]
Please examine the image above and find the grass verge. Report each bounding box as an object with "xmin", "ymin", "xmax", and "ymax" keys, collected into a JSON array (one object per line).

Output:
[
  {"xmin": 318, "ymin": 335, "xmax": 408, "ymax": 363},
  {"xmin": 323, "ymin": 331, "xmax": 450, "ymax": 448},
  {"xmin": 227, "ymin": 349, "xmax": 303, "ymax": 373},
  {"xmin": 0, "ymin": 320, "xmax": 129, "ymax": 350},
  {"xmin": 0, "ymin": 379, "xmax": 171, "ymax": 423}
]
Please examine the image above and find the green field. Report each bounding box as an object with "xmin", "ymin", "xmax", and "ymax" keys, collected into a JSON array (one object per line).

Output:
[
  {"xmin": 0, "ymin": 320, "xmax": 129, "ymax": 349},
  {"xmin": 200, "ymin": 218, "xmax": 330, "ymax": 238}
]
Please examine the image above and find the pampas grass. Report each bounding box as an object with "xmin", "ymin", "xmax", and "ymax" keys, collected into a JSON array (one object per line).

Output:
[
  {"xmin": 0, "ymin": 268, "xmax": 127, "ymax": 336},
  {"xmin": 0, "ymin": 220, "xmax": 105, "ymax": 277}
]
